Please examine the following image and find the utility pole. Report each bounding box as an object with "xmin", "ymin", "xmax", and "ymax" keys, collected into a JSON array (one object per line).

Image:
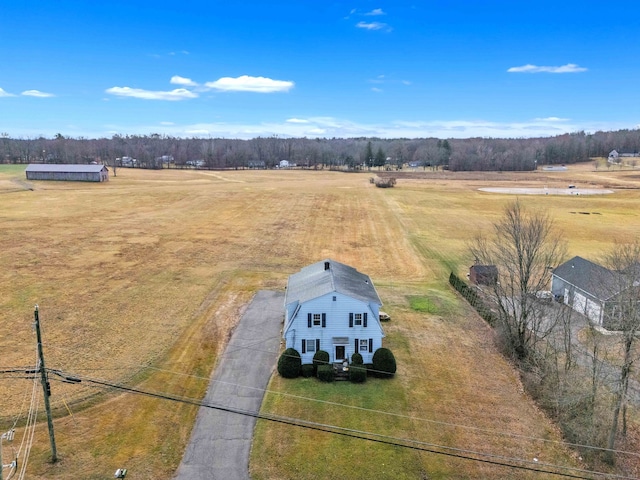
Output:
[{"xmin": 34, "ymin": 305, "xmax": 57, "ymax": 463}]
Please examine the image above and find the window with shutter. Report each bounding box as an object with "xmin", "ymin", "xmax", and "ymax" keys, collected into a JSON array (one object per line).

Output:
[
  {"xmin": 302, "ymin": 339, "xmax": 306, "ymax": 354},
  {"xmin": 306, "ymin": 339, "xmax": 316, "ymax": 353},
  {"xmin": 363, "ymin": 312, "xmax": 368, "ymax": 327},
  {"xmin": 321, "ymin": 313, "xmax": 326, "ymax": 328},
  {"xmin": 349, "ymin": 313, "xmax": 353, "ymax": 327},
  {"xmin": 307, "ymin": 313, "xmax": 312, "ymax": 328}
]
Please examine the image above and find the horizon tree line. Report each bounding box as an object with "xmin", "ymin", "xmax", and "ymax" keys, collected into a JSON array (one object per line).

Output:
[{"xmin": 1, "ymin": 128, "xmax": 639, "ymax": 172}]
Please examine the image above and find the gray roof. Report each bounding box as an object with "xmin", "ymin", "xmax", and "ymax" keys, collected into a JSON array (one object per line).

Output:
[
  {"xmin": 285, "ymin": 259, "xmax": 382, "ymax": 307},
  {"xmin": 553, "ymin": 256, "xmax": 618, "ymax": 300},
  {"xmin": 470, "ymin": 264, "xmax": 498, "ymax": 275},
  {"xmin": 26, "ymin": 164, "xmax": 108, "ymax": 173}
]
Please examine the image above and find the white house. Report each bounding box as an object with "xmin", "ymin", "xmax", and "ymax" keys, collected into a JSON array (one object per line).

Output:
[{"xmin": 283, "ymin": 259, "xmax": 385, "ymax": 365}]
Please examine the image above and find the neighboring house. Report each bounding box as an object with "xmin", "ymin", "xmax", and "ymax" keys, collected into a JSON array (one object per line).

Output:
[
  {"xmin": 25, "ymin": 164, "xmax": 109, "ymax": 182},
  {"xmin": 608, "ymin": 150, "xmax": 619, "ymax": 162},
  {"xmin": 283, "ymin": 259, "xmax": 385, "ymax": 365},
  {"xmin": 469, "ymin": 264, "xmax": 498, "ymax": 286},
  {"xmin": 279, "ymin": 160, "xmax": 290, "ymax": 168},
  {"xmin": 551, "ymin": 256, "xmax": 632, "ymax": 329}
]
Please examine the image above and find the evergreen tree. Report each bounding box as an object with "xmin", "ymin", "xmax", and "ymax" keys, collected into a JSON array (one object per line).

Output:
[{"xmin": 374, "ymin": 147, "xmax": 386, "ymax": 168}]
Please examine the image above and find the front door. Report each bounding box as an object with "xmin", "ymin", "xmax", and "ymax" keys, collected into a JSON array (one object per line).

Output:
[{"xmin": 335, "ymin": 345, "xmax": 346, "ymax": 361}]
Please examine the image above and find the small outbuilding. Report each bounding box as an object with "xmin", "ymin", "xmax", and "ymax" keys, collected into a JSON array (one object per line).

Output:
[
  {"xmin": 26, "ymin": 164, "xmax": 109, "ymax": 182},
  {"xmin": 469, "ymin": 264, "xmax": 498, "ymax": 286}
]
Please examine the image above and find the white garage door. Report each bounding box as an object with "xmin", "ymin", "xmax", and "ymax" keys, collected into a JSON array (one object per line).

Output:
[
  {"xmin": 585, "ymin": 299, "xmax": 602, "ymax": 325},
  {"xmin": 573, "ymin": 292, "xmax": 587, "ymax": 314}
]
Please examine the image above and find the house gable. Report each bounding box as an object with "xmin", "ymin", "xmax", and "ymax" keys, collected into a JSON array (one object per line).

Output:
[
  {"xmin": 551, "ymin": 255, "xmax": 639, "ymax": 329},
  {"xmin": 283, "ymin": 260, "xmax": 384, "ymax": 364},
  {"xmin": 552, "ymin": 256, "xmax": 616, "ymax": 301}
]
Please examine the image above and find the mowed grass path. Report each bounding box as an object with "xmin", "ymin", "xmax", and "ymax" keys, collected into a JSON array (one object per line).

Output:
[{"xmin": 1, "ymin": 164, "xmax": 638, "ymax": 478}]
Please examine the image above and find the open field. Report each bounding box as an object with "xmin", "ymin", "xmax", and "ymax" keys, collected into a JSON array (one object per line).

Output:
[{"xmin": 1, "ymin": 162, "xmax": 639, "ymax": 478}]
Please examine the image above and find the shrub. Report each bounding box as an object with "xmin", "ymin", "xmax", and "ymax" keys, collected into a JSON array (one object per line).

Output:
[
  {"xmin": 351, "ymin": 352, "xmax": 363, "ymax": 364},
  {"xmin": 301, "ymin": 364, "xmax": 315, "ymax": 378},
  {"xmin": 317, "ymin": 364, "xmax": 335, "ymax": 382},
  {"xmin": 448, "ymin": 272, "xmax": 497, "ymax": 326},
  {"xmin": 277, "ymin": 348, "xmax": 301, "ymax": 378},
  {"xmin": 375, "ymin": 177, "xmax": 396, "ymax": 188},
  {"xmin": 349, "ymin": 363, "xmax": 367, "ymax": 383},
  {"xmin": 313, "ymin": 350, "xmax": 330, "ymax": 375},
  {"xmin": 372, "ymin": 347, "xmax": 397, "ymax": 378}
]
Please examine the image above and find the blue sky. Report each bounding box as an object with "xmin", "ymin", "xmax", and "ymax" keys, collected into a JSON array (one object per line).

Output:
[{"xmin": 1, "ymin": 1, "xmax": 638, "ymax": 139}]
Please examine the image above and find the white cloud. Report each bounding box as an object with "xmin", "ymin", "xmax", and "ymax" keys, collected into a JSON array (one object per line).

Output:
[
  {"xmin": 204, "ymin": 75, "xmax": 294, "ymax": 93},
  {"xmin": 22, "ymin": 89, "xmax": 55, "ymax": 97},
  {"xmin": 534, "ymin": 116, "xmax": 570, "ymax": 122},
  {"xmin": 0, "ymin": 87, "xmax": 15, "ymax": 97},
  {"xmin": 160, "ymin": 121, "xmax": 175, "ymax": 125},
  {"xmin": 371, "ymin": 87, "xmax": 383, "ymax": 93},
  {"xmin": 9, "ymin": 116, "xmax": 634, "ymax": 141},
  {"xmin": 507, "ymin": 63, "xmax": 587, "ymax": 73},
  {"xmin": 105, "ymin": 86, "xmax": 198, "ymax": 101},
  {"xmin": 170, "ymin": 75, "xmax": 198, "ymax": 87},
  {"xmin": 356, "ymin": 21, "xmax": 391, "ymax": 31},
  {"xmin": 365, "ymin": 8, "xmax": 386, "ymax": 15},
  {"xmin": 286, "ymin": 118, "xmax": 310, "ymax": 124}
]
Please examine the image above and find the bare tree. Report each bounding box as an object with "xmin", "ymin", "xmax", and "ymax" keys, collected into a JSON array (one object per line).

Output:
[
  {"xmin": 470, "ymin": 200, "xmax": 567, "ymax": 361},
  {"xmin": 601, "ymin": 242, "xmax": 640, "ymax": 463}
]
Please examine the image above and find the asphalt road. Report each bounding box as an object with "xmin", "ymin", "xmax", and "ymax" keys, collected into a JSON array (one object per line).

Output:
[{"xmin": 173, "ymin": 289, "xmax": 284, "ymax": 480}]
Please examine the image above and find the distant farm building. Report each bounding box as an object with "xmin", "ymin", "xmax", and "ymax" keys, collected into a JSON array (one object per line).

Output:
[
  {"xmin": 26, "ymin": 164, "xmax": 109, "ymax": 182},
  {"xmin": 609, "ymin": 150, "xmax": 639, "ymax": 164},
  {"xmin": 469, "ymin": 264, "xmax": 498, "ymax": 286}
]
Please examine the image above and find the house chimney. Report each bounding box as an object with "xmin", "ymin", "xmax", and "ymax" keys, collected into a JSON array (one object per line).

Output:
[{"xmin": 324, "ymin": 261, "xmax": 330, "ymax": 271}]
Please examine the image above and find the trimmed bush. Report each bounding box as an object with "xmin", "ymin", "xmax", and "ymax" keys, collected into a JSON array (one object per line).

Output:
[
  {"xmin": 317, "ymin": 364, "xmax": 335, "ymax": 382},
  {"xmin": 372, "ymin": 347, "xmax": 397, "ymax": 378},
  {"xmin": 301, "ymin": 364, "xmax": 315, "ymax": 378},
  {"xmin": 277, "ymin": 348, "xmax": 301, "ymax": 378},
  {"xmin": 313, "ymin": 350, "xmax": 330, "ymax": 375},
  {"xmin": 349, "ymin": 363, "xmax": 367, "ymax": 383},
  {"xmin": 351, "ymin": 352, "xmax": 363, "ymax": 364}
]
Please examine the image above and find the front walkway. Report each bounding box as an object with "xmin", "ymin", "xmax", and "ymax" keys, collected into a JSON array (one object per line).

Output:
[{"xmin": 174, "ymin": 290, "xmax": 284, "ymax": 480}]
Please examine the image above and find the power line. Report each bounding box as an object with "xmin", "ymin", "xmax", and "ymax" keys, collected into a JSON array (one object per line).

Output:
[
  {"xmin": 13, "ymin": 346, "xmax": 636, "ymax": 462},
  {"xmin": 52, "ymin": 371, "xmax": 639, "ymax": 480}
]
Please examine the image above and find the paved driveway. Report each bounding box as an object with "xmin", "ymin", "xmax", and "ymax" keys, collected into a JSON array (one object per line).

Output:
[{"xmin": 174, "ymin": 290, "xmax": 284, "ymax": 480}]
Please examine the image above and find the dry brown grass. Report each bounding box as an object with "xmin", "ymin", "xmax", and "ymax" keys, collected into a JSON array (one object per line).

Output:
[{"xmin": 1, "ymin": 163, "xmax": 638, "ymax": 478}]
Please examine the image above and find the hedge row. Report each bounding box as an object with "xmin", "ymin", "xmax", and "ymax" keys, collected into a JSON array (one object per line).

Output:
[
  {"xmin": 448, "ymin": 272, "xmax": 498, "ymax": 326},
  {"xmin": 277, "ymin": 348, "xmax": 396, "ymax": 381}
]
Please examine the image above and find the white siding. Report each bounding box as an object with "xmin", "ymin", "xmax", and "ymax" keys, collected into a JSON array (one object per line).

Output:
[
  {"xmin": 284, "ymin": 292, "xmax": 383, "ymax": 364},
  {"xmin": 585, "ymin": 299, "xmax": 602, "ymax": 325},
  {"xmin": 573, "ymin": 292, "xmax": 587, "ymax": 314}
]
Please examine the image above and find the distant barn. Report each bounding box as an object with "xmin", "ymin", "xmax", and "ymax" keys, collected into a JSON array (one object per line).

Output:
[
  {"xmin": 26, "ymin": 164, "xmax": 109, "ymax": 182},
  {"xmin": 469, "ymin": 264, "xmax": 498, "ymax": 286}
]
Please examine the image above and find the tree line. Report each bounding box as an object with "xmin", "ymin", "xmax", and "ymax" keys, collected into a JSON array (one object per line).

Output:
[{"xmin": 1, "ymin": 129, "xmax": 639, "ymax": 171}]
